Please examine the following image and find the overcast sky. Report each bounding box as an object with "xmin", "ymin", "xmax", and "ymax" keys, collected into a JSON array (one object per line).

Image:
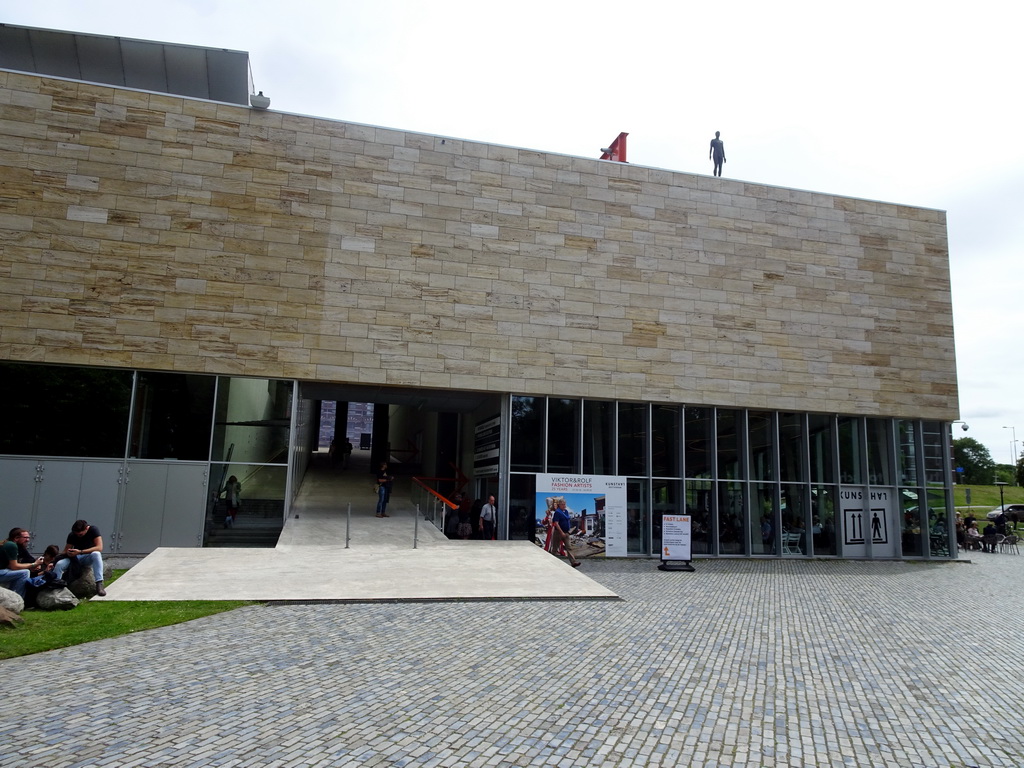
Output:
[{"xmin": 5, "ymin": 0, "xmax": 1022, "ymax": 466}]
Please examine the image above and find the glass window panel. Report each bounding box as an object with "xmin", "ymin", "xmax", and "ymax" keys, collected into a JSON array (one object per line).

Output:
[
  {"xmin": 717, "ymin": 410, "xmax": 741, "ymax": 480},
  {"xmin": 626, "ymin": 478, "xmax": 649, "ymax": 555},
  {"xmin": 583, "ymin": 400, "xmax": 615, "ymax": 475},
  {"xmin": 686, "ymin": 479, "xmax": 713, "ymax": 554},
  {"xmin": 811, "ymin": 485, "xmax": 838, "ymax": 555},
  {"xmin": 132, "ymin": 371, "xmax": 215, "ymax": 460},
  {"xmin": 652, "ymin": 479, "xmax": 682, "ymax": 555},
  {"xmin": 927, "ymin": 488, "xmax": 951, "ymax": 557},
  {"xmin": 685, "ymin": 407, "xmax": 713, "ymax": 479},
  {"xmin": 900, "ymin": 488, "xmax": 923, "ymax": 556},
  {"xmin": 209, "ymin": 377, "xmax": 290, "ymax": 464},
  {"xmin": 547, "ymin": 398, "xmax": 580, "ymax": 474},
  {"xmin": 838, "ymin": 417, "xmax": 862, "ymax": 484},
  {"xmin": 0, "ymin": 362, "xmax": 132, "ymax": 458},
  {"xmin": 808, "ymin": 414, "xmax": 835, "ymax": 484},
  {"xmin": 749, "ymin": 411, "xmax": 774, "ymax": 482},
  {"xmin": 866, "ymin": 418, "xmax": 893, "ymax": 486},
  {"xmin": 652, "ymin": 405, "xmax": 680, "ymax": 478},
  {"xmin": 752, "ymin": 483, "xmax": 777, "ymax": 555},
  {"xmin": 205, "ymin": 463, "xmax": 287, "ymax": 544},
  {"xmin": 507, "ymin": 473, "xmax": 537, "ymax": 541},
  {"xmin": 781, "ymin": 484, "xmax": 808, "ymax": 555},
  {"xmin": 897, "ymin": 420, "xmax": 919, "ymax": 486},
  {"xmin": 618, "ymin": 403, "xmax": 648, "ymax": 477},
  {"xmin": 717, "ymin": 481, "xmax": 746, "ymax": 554},
  {"xmin": 779, "ymin": 413, "xmax": 806, "ymax": 483},
  {"xmin": 510, "ymin": 396, "xmax": 543, "ymax": 472},
  {"xmin": 922, "ymin": 421, "xmax": 946, "ymax": 485}
]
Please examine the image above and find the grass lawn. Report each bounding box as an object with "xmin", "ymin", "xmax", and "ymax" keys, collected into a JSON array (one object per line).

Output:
[
  {"xmin": 1, "ymin": 570, "xmax": 254, "ymax": 660},
  {"xmin": 953, "ymin": 484, "xmax": 1024, "ymax": 510}
]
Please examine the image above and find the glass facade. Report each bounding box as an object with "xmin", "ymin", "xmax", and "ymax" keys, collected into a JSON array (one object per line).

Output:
[
  {"xmin": 0, "ymin": 362, "xmax": 133, "ymax": 458},
  {"xmin": 508, "ymin": 395, "xmax": 955, "ymax": 559},
  {"xmin": 0, "ymin": 359, "xmax": 956, "ymax": 561},
  {"xmin": 0, "ymin": 362, "xmax": 292, "ymax": 551},
  {"xmin": 131, "ymin": 371, "xmax": 216, "ymax": 460}
]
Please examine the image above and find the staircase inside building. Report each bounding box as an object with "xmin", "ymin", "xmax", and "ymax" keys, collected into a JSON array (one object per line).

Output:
[{"xmin": 204, "ymin": 498, "xmax": 285, "ymax": 548}]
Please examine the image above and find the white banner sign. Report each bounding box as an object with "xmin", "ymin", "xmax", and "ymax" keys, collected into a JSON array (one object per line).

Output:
[{"xmin": 661, "ymin": 515, "xmax": 692, "ymax": 561}]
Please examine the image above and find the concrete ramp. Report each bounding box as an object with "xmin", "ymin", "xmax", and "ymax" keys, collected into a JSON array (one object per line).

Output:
[
  {"xmin": 100, "ymin": 541, "xmax": 616, "ymax": 602},
  {"xmin": 102, "ymin": 453, "xmax": 618, "ymax": 602}
]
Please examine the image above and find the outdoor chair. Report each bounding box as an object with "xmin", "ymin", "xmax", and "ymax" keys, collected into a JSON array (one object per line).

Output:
[
  {"xmin": 781, "ymin": 532, "xmax": 802, "ymax": 555},
  {"xmin": 983, "ymin": 534, "xmax": 1004, "ymax": 553},
  {"xmin": 1000, "ymin": 534, "xmax": 1020, "ymax": 555}
]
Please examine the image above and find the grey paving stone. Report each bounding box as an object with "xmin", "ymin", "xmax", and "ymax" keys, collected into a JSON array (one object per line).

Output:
[{"xmin": 3, "ymin": 556, "xmax": 1024, "ymax": 767}]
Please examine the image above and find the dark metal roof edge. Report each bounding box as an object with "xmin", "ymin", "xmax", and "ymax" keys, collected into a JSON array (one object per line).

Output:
[{"xmin": 0, "ymin": 22, "xmax": 250, "ymax": 57}]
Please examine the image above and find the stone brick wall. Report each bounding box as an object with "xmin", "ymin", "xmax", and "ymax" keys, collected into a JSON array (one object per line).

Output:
[{"xmin": 0, "ymin": 71, "xmax": 957, "ymax": 418}]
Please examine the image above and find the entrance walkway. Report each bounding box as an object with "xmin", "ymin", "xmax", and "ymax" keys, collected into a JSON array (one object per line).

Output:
[{"xmin": 102, "ymin": 451, "xmax": 617, "ymax": 602}]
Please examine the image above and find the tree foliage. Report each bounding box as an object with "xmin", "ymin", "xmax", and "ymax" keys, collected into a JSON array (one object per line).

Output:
[{"xmin": 953, "ymin": 437, "xmax": 996, "ymax": 484}]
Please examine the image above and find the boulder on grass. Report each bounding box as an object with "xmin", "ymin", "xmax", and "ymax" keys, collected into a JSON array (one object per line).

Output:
[
  {"xmin": 36, "ymin": 587, "xmax": 79, "ymax": 611},
  {"xmin": 64, "ymin": 562, "xmax": 112, "ymax": 600},
  {"xmin": 67, "ymin": 568, "xmax": 98, "ymax": 600},
  {"xmin": 0, "ymin": 586, "xmax": 25, "ymax": 614}
]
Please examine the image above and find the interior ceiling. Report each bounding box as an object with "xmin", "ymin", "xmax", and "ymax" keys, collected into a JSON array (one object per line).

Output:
[{"xmin": 299, "ymin": 383, "xmax": 492, "ymax": 413}]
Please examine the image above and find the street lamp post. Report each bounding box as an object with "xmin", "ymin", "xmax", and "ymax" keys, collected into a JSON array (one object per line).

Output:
[{"xmin": 995, "ymin": 481, "xmax": 1008, "ymax": 516}]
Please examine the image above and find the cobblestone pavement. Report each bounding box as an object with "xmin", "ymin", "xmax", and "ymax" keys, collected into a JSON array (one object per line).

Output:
[{"xmin": 4, "ymin": 554, "xmax": 1023, "ymax": 768}]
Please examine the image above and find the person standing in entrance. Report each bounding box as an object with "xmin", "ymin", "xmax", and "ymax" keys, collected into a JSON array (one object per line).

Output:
[
  {"xmin": 479, "ymin": 495, "xmax": 497, "ymax": 540},
  {"xmin": 375, "ymin": 462, "xmax": 394, "ymax": 518},
  {"xmin": 709, "ymin": 131, "xmax": 726, "ymax": 177}
]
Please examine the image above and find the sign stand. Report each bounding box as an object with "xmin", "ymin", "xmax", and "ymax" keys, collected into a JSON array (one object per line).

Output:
[
  {"xmin": 658, "ymin": 559, "xmax": 695, "ymax": 572},
  {"xmin": 658, "ymin": 514, "xmax": 695, "ymax": 572}
]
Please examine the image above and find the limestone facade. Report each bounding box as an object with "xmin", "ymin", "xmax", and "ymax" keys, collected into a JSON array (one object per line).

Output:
[{"xmin": 0, "ymin": 71, "xmax": 957, "ymax": 418}]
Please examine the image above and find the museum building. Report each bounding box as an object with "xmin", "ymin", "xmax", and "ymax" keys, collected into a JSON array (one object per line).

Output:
[{"xmin": 0, "ymin": 25, "xmax": 960, "ymax": 559}]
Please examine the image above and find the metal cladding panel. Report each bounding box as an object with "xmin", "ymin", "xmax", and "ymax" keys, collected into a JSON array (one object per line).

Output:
[
  {"xmin": 76, "ymin": 35, "xmax": 126, "ymax": 86},
  {"xmin": 121, "ymin": 39, "xmax": 169, "ymax": 93},
  {"xmin": 164, "ymin": 45, "xmax": 211, "ymax": 99},
  {"xmin": 207, "ymin": 48, "xmax": 249, "ymax": 105},
  {"xmin": 0, "ymin": 26, "xmax": 35, "ymax": 71},
  {"xmin": 18, "ymin": 29, "xmax": 82, "ymax": 78}
]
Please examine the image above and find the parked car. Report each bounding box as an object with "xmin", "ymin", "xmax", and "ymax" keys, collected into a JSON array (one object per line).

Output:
[{"xmin": 987, "ymin": 504, "xmax": 1024, "ymax": 520}]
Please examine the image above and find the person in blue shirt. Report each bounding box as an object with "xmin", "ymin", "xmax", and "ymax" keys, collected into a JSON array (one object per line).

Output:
[
  {"xmin": 549, "ymin": 499, "xmax": 580, "ymax": 568},
  {"xmin": 375, "ymin": 462, "xmax": 393, "ymax": 518}
]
